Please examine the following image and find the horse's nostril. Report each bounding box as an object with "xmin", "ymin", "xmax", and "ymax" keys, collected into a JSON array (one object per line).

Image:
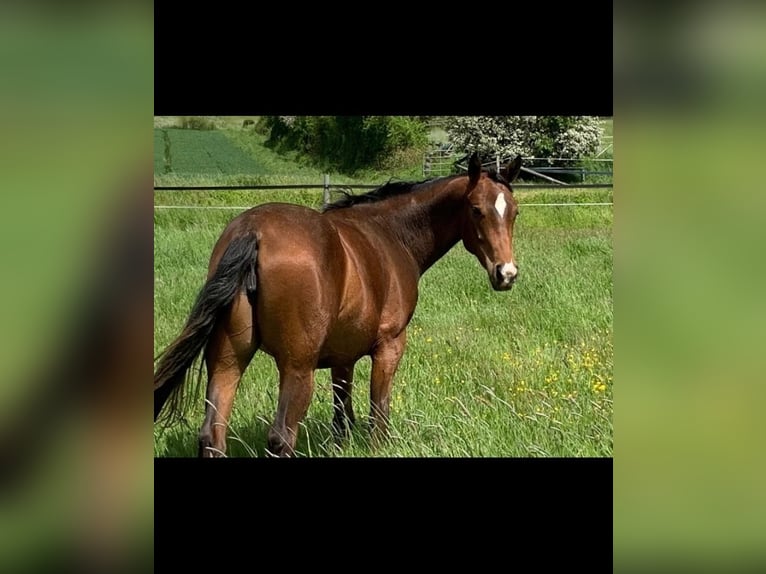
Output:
[{"xmin": 495, "ymin": 263, "xmax": 518, "ymax": 282}]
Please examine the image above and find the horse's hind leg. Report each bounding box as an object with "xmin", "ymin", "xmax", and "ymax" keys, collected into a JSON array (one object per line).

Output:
[
  {"xmin": 267, "ymin": 364, "xmax": 315, "ymax": 457},
  {"xmin": 199, "ymin": 293, "xmax": 258, "ymax": 458},
  {"xmin": 331, "ymin": 364, "xmax": 356, "ymax": 442}
]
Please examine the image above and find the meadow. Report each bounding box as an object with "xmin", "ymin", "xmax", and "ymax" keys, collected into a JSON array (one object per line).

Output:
[
  {"xmin": 154, "ymin": 128, "xmax": 270, "ymax": 176},
  {"xmin": 153, "ymin": 185, "xmax": 613, "ymax": 457}
]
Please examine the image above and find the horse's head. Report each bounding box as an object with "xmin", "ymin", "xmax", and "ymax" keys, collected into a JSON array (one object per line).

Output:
[{"xmin": 461, "ymin": 152, "xmax": 522, "ymax": 291}]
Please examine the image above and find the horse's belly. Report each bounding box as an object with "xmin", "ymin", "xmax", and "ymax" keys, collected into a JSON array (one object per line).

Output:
[{"xmin": 317, "ymin": 321, "xmax": 378, "ymax": 368}]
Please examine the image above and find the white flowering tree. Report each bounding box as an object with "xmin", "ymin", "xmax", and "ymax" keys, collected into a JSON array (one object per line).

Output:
[{"xmin": 445, "ymin": 116, "xmax": 602, "ymax": 162}]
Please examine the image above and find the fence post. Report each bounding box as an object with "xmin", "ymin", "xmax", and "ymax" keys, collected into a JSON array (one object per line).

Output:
[{"xmin": 323, "ymin": 174, "xmax": 330, "ymax": 207}]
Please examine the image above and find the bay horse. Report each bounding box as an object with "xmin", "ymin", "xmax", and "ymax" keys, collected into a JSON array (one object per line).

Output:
[{"xmin": 154, "ymin": 152, "xmax": 522, "ymax": 457}]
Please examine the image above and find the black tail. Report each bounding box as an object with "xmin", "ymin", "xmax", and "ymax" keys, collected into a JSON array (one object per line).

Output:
[{"xmin": 154, "ymin": 233, "xmax": 258, "ymax": 425}]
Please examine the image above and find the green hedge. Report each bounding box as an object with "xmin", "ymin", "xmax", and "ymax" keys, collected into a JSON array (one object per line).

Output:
[{"xmin": 262, "ymin": 116, "xmax": 429, "ymax": 174}]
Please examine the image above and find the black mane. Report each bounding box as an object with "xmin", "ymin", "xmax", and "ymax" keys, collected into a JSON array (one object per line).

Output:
[
  {"xmin": 322, "ymin": 177, "xmax": 446, "ymax": 212},
  {"xmin": 322, "ymin": 169, "xmax": 510, "ymax": 212}
]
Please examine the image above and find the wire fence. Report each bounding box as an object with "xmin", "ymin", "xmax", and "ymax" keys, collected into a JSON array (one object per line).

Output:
[
  {"xmin": 153, "ymin": 180, "xmax": 613, "ymax": 211},
  {"xmin": 154, "ymin": 182, "xmax": 613, "ymax": 191},
  {"xmin": 154, "ymin": 201, "xmax": 613, "ymax": 210},
  {"xmin": 154, "ymin": 165, "xmax": 613, "ymax": 212}
]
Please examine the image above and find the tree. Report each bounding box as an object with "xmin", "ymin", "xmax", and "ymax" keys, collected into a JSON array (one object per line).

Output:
[
  {"xmin": 445, "ymin": 116, "xmax": 602, "ymax": 161},
  {"xmin": 262, "ymin": 116, "xmax": 429, "ymax": 174}
]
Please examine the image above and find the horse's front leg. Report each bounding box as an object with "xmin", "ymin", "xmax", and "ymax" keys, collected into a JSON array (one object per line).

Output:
[{"xmin": 369, "ymin": 331, "xmax": 406, "ymax": 445}]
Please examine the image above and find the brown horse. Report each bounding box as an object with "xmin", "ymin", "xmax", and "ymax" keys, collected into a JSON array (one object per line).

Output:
[{"xmin": 154, "ymin": 152, "xmax": 522, "ymax": 457}]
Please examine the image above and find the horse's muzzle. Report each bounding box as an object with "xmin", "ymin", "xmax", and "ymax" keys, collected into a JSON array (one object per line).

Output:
[{"xmin": 490, "ymin": 262, "xmax": 518, "ymax": 291}]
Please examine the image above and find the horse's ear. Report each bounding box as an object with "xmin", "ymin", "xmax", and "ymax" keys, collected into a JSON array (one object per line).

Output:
[
  {"xmin": 502, "ymin": 154, "xmax": 523, "ymax": 183},
  {"xmin": 468, "ymin": 152, "xmax": 482, "ymax": 185}
]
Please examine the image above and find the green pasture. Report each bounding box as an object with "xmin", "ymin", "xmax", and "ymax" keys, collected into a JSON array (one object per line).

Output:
[
  {"xmin": 153, "ymin": 186, "xmax": 613, "ymax": 457},
  {"xmin": 154, "ymin": 125, "xmax": 381, "ymax": 185},
  {"xmin": 154, "ymin": 128, "xmax": 269, "ymax": 176}
]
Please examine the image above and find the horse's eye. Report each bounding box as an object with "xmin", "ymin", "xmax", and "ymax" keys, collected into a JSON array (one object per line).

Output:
[{"xmin": 471, "ymin": 206, "xmax": 483, "ymax": 218}]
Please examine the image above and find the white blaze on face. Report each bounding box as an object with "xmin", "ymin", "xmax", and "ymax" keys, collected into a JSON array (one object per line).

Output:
[{"xmin": 494, "ymin": 193, "xmax": 507, "ymax": 218}]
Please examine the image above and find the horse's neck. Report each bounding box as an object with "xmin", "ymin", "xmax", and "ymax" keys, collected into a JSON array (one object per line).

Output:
[{"xmin": 368, "ymin": 179, "xmax": 466, "ymax": 276}]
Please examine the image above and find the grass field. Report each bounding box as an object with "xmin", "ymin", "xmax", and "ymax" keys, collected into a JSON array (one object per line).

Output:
[
  {"xmin": 154, "ymin": 128, "xmax": 272, "ymax": 176},
  {"xmin": 153, "ymin": 186, "xmax": 613, "ymax": 457},
  {"xmin": 153, "ymin": 127, "xmax": 400, "ymax": 187}
]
